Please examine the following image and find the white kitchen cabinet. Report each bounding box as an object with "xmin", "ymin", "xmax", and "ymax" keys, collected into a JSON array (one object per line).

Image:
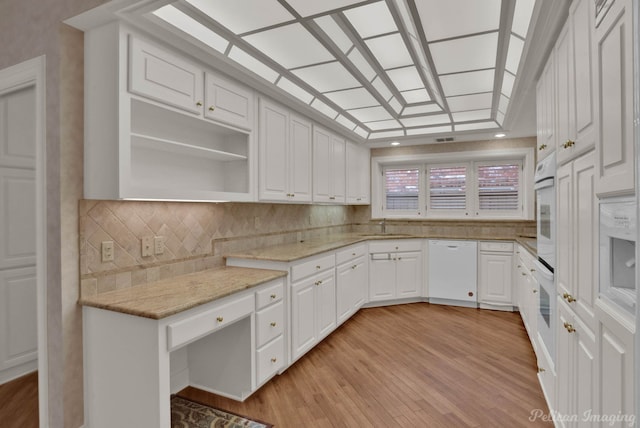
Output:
[
  {"xmin": 313, "ymin": 126, "xmax": 346, "ymax": 203},
  {"xmin": 346, "ymin": 142, "xmax": 370, "ymax": 205},
  {"xmin": 259, "ymin": 99, "xmax": 312, "ymax": 203},
  {"xmin": 515, "ymin": 245, "xmax": 538, "ymax": 353},
  {"xmin": 291, "ymin": 269, "xmax": 336, "ymax": 362},
  {"xmin": 84, "ymin": 23, "xmax": 255, "ymax": 201},
  {"xmin": 254, "ymin": 281, "xmax": 285, "ymax": 387},
  {"xmin": 595, "ymin": 299, "xmax": 635, "ymax": 425},
  {"xmin": 536, "ymin": 54, "xmax": 555, "ymax": 159},
  {"xmin": 369, "ymin": 240, "xmax": 422, "ymax": 302},
  {"xmin": 478, "ymin": 241, "xmax": 514, "ymax": 310},
  {"xmin": 555, "ymin": 0, "xmax": 596, "ymax": 165},
  {"xmin": 204, "ymin": 72, "xmax": 254, "ymax": 130},
  {"xmin": 556, "ymin": 297, "xmax": 598, "ymax": 428},
  {"xmin": 593, "ymin": 0, "xmax": 635, "ymax": 196},
  {"xmin": 336, "ymin": 244, "xmax": 367, "ymax": 325},
  {"xmin": 556, "ymin": 150, "xmax": 597, "ymax": 331}
]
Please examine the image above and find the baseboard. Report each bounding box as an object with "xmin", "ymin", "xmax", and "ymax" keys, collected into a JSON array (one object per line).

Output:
[{"xmin": 0, "ymin": 360, "xmax": 38, "ymax": 385}]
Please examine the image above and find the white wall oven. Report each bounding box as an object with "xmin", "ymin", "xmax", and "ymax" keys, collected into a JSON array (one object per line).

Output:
[{"xmin": 534, "ymin": 152, "xmax": 556, "ymax": 365}]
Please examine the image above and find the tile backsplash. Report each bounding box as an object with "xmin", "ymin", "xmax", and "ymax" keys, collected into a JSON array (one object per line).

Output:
[{"xmin": 79, "ymin": 200, "xmax": 535, "ymax": 298}]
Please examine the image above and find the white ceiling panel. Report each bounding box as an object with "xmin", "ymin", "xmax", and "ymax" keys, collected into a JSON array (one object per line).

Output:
[
  {"xmin": 501, "ymin": 71, "xmax": 515, "ymax": 98},
  {"xmin": 347, "ymin": 49, "xmax": 377, "ymax": 82},
  {"xmin": 402, "ymin": 104, "xmax": 442, "ymax": 115},
  {"xmin": 401, "ymin": 88, "xmax": 430, "ymax": 103},
  {"xmin": 292, "ymin": 61, "xmax": 360, "ymax": 92},
  {"xmin": 365, "ymin": 119, "xmax": 401, "ymax": 130},
  {"xmin": 154, "ymin": 6, "xmax": 229, "ymax": 53},
  {"xmin": 348, "ymin": 106, "xmax": 393, "ymax": 122},
  {"xmin": 499, "ymin": 94, "xmax": 509, "ymax": 113},
  {"xmin": 353, "ymin": 126, "xmax": 370, "ymax": 138},
  {"xmin": 369, "ymin": 129, "xmax": 405, "ymax": 139},
  {"xmin": 496, "ymin": 111, "xmax": 505, "ymax": 124},
  {"xmin": 512, "ymin": 0, "xmax": 536, "ymax": 38},
  {"xmin": 416, "ymin": 0, "xmax": 501, "ymax": 41},
  {"xmin": 505, "ymin": 36, "xmax": 525, "ymax": 74},
  {"xmin": 387, "ymin": 66, "xmax": 423, "ymax": 91},
  {"xmin": 186, "ymin": 0, "xmax": 293, "ymax": 34},
  {"xmin": 440, "ymin": 69, "xmax": 495, "ymax": 97},
  {"xmin": 406, "ymin": 125, "xmax": 452, "ymax": 135},
  {"xmin": 277, "ymin": 77, "xmax": 314, "ymax": 103},
  {"xmin": 455, "ymin": 121, "xmax": 499, "ymax": 131},
  {"xmin": 452, "ymin": 109, "xmax": 492, "ymax": 122},
  {"xmin": 370, "ymin": 76, "xmax": 393, "ymax": 101},
  {"xmin": 243, "ymin": 23, "xmax": 334, "ymax": 69},
  {"xmin": 365, "ymin": 33, "xmax": 413, "ymax": 69},
  {"xmin": 343, "ymin": 1, "xmax": 397, "ymax": 39},
  {"xmin": 311, "ymin": 98, "xmax": 338, "ymax": 118},
  {"xmin": 388, "ymin": 96, "xmax": 402, "ymax": 113},
  {"xmin": 401, "ymin": 114, "xmax": 450, "ymax": 127},
  {"xmin": 430, "ymin": 32, "xmax": 499, "ymax": 75},
  {"xmin": 336, "ymin": 114, "xmax": 357, "ymax": 130},
  {"xmin": 324, "ymin": 87, "xmax": 379, "ymax": 109},
  {"xmin": 285, "ymin": 0, "xmax": 364, "ymax": 17},
  {"xmin": 447, "ymin": 92, "xmax": 493, "ymax": 112},
  {"xmin": 315, "ymin": 15, "xmax": 353, "ymax": 53},
  {"xmin": 228, "ymin": 46, "xmax": 279, "ymax": 83}
]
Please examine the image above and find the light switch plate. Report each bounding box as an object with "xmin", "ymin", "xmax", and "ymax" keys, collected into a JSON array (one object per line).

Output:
[
  {"xmin": 141, "ymin": 236, "xmax": 153, "ymax": 257},
  {"xmin": 101, "ymin": 241, "xmax": 114, "ymax": 262},
  {"xmin": 154, "ymin": 236, "xmax": 164, "ymax": 255}
]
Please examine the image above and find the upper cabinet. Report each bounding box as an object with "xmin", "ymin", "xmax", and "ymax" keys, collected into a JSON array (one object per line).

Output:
[
  {"xmin": 313, "ymin": 127, "xmax": 346, "ymax": 204},
  {"xmin": 346, "ymin": 142, "xmax": 370, "ymax": 205},
  {"xmin": 555, "ymin": 0, "xmax": 596, "ymax": 165},
  {"xmin": 536, "ymin": 55, "xmax": 555, "ymax": 159},
  {"xmin": 593, "ymin": 0, "xmax": 635, "ymax": 196},
  {"xmin": 84, "ymin": 23, "xmax": 255, "ymax": 201},
  {"xmin": 258, "ymin": 98, "xmax": 312, "ymax": 203}
]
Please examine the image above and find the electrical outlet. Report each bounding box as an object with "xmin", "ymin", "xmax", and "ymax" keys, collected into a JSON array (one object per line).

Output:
[
  {"xmin": 154, "ymin": 236, "xmax": 164, "ymax": 255},
  {"xmin": 141, "ymin": 236, "xmax": 153, "ymax": 257},
  {"xmin": 101, "ymin": 241, "xmax": 114, "ymax": 263}
]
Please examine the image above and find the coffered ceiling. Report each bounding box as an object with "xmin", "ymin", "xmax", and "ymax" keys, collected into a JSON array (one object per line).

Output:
[{"xmin": 71, "ymin": 0, "xmax": 569, "ymax": 145}]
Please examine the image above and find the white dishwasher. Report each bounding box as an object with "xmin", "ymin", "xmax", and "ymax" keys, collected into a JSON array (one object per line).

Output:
[{"xmin": 428, "ymin": 240, "xmax": 478, "ymax": 306}]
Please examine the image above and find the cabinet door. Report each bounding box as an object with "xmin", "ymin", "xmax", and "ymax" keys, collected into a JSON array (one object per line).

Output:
[
  {"xmin": 571, "ymin": 0, "xmax": 595, "ymax": 153},
  {"xmin": 556, "ymin": 299, "xmax": 574, "ymax": 428},
  {"xmin": 204, "ymin": 72, "xmax": 254, "ymax": 130},
  {"xmin": 129, "ymin": 37, "xmax": 203, "ymax": 114},
  {"xmin": 555, "ymin": 21, "xmax": 574, "ymax": 163},
  {"xmin": 594, "ymin": 0, "xmax": 634, "ymax": 196},
  {"xmin": 316, "ymin": 272, "xmax": 336, "ymax": 339},
  {"xmin": 346, "ymin": 143, "xmax": 370, "ymax": 204},
  {"xmin": 478, "ymin": 252, "xmax": 513, "ymax": 305},
  {"xmin": 312, "ymin": 127, "xmax": 332, "ymax": 203},
  {"xmin": 331, "ymin": 136, "xmax": 346, "ymax": 203},
  {"xmin": 369, "ymin": 256, "xmax": 396, "ymax": 301},
  {"xmin": 291, "ymin": 278, "xmax": 316, "ymax": 361},
  {"xmin": 351, "ymin": 257, "xmax": 367, "ymax": 309},
  {"xmin": 573, "ymin": 315, "xmax": 597, "ymax": 427},
  {"xmin": 396, "ymin": 251, "xmax": 422, "ymax": 298},
  {"xmin": 259, "ymin": 101, "xmax": 288, "ymax": 201},
  {"xmin": 289, "ymin": 115, "xmax": 312, "ymax": 202},
  {"xmin": 556, "ymin": 162, "xmax": 573, "ymax": 300},
  {"xmin": 537, "ymin": 56, "xmax": 555, "ymax": 158},
  {"xmin": 336, "ymin": 262, "xmax": 355, "ymax": 325}
]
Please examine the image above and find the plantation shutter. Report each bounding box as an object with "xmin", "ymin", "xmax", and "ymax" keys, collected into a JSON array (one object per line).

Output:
[
  {"xmin": 477, "ymin": 163, "xmax": 520, "ymax": 211},
  {"xmin": 428, "ymin": 165, "xmax": 466, "ymax": 210},
  {"xmin": 384, "ymin": 168, "xmax": 419, "ymax": 210}
]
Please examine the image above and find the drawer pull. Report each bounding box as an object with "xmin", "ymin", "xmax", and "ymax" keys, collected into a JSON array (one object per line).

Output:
[
  {"xmin": 352, "ymin": 252, "xmax": 356, "ymax": 256},
  {"xmin": 208, "ymin": 105, "xmax": 215, "ymax": 111},
  {"xmin": 270, "ymin": 322, "xmax": 277, "ymax": 327},
  {"xmin": 216, "ymin": 316, "xmax": 224, "ymax": 323},
  {"xmin": 532, "ymin": 289, "xmax": 538, "ymax": 293},
  {"xmin": 270, "ymin": 294, "xmax": 277, "ymax": 299},
  {"xmin": 316, "ymin": 265, "xmax": 321, "ymax": 269},
  {"xmin": 352, "ymin": 265, "xmax": 357, "ymax": 269},
  {"xmin": 271, "ymin": 357, "xmax": 277, "ymax": 363}
]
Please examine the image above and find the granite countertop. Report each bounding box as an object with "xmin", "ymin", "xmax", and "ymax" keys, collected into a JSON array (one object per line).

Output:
[
  {"xmin": 515, "ymin": 236, "xmax": 537, "ymax": 257},
  {"xmin": 226, "ymin": 232, "xmax": 529, "ymax": 263},
  {"xmin": 78, "ymin": 266, "xmax": 287, "ymax": 319}
]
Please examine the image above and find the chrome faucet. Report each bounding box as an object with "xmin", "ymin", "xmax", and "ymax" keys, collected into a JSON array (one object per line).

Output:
[{"xmin": 379, "ymin": 219, "xmax": 386, "ymax": 234}]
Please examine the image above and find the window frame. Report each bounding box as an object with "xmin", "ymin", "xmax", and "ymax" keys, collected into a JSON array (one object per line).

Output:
[
  {"xmin": 381, "ymin": 164, "xmax": 424, "ymax": 217},
  {"xmin": 371, "ymin": 147, "xmax": 534, "ymax": 220}
]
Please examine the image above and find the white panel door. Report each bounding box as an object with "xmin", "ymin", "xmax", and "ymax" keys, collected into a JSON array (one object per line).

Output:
[
  {"xmin": 259, "ymin": 100, "xmax": 288, "ymax": 201},
  {"xmin": 312, "ymin": 127, "xmax": 332, "ymax": 203},
  {"xmin": 330, "ymin": 136, "xmax": 346, "ymax": 203},
  {"xmin": 478, "ymin": 253, "xmax": 512, "ymax": 305},
  {"xmin": 291, "ymin": 279, "xmax": 316, "ymax": 362},
  {"xmin": 316, "ymin": 272, "xmax": 336, "ymax": 339},
  {"xmin": 204, "ymin": 72, "xmax": 253, "ymax": 130},
  {"xmin": 368, "ymin": 256, "xmax": 395, "ymax": 301},
  {"xmin": 396, "ymin": 252, "xmax": 421, "ymax": 298},
  {"xmin": 0, "ymin": 168, "xmax": 35, "ymax": 269},
  {"xmin": 289, "ymin": 115, "xmax": 312, "ymax": 202},
  {"xmin": 0, "ymin": 85, "xmax": 36, "ymax": 169}
]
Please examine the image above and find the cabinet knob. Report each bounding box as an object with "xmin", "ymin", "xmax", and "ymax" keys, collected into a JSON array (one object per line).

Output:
[
  {"xmin": 316, "ymin": 265, "xmax": 321, "ymax": 269},
  {"xmin": 530, "ymin": 268, "xmax": 535, "ymax": 273},
  {"xmin": 517, "ymin": 265, "xmax": 522, "ymax": 268},
  {"xmin": 352, "ymin": 265, "xmax": 357, "ymax": 269},
  {"xmin": 539, "ymin": 144, "xmax": 547, "ymax": 151},
  {"xmin": 468, "ymin": 291, "xmax": 474, "ymax": 297},
  {"xmin": 563, "ymin": 140, "xmax": 575, "ymax": 149},
  {"xmin": 216, "ymin": 316, "xmax": 224, "ymax": 323},
  {"xmin": 538, "ymin": 367, "xmax": 546, "ymax": 373},
  {"xmin": 564, "ymin": 322, "xmax": 576, "ymax": 333},
  {"xmin": 522, "ymin": 272, "xmax": 527, "ymax": 276},
  {"xmin": 271, "ymin": 357, "xmax": 277, "ymax": 363},
  {"xmin": 567, "ymin": 294, "xmax": 576, "ymax": 303},
  {"xmin": 208, "ymin": 105, "xmax": 215, "ymax": 111},
  {"xmin": 196, "ymin": 101, "xmax": 203, "ymax": 107},
  {"xmin": 533, "ymin": 289, "xmax": 538, "ymax": 293},
  {"xmin": 329, "ymin": 196, "xmax": 336, "ymax": 200},
  {"xmin": 270, "ymin": 322, "xmax": 277, "ymax": 327},
  {"xmin": 270, "ymin": 294, "xmax": 277, "ymax": 299}
]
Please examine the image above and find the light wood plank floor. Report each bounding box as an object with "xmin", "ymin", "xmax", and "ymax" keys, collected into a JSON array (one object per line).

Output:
[
  {"xmin": 179, "ymin": 303, "xmax": 553, "ymax": 427},
  {"xmin": 0, "ymin": 371, "xmax": 38, "ymax": 428}
]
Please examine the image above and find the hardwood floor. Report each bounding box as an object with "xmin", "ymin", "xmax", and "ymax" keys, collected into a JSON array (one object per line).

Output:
[
  {"xmin": 0, "ymin": 371, "xmax": 38, "ymax": 428},
  {"xmin": 179, "ymin": 303, "xmax": 553, "ymax": 427}
]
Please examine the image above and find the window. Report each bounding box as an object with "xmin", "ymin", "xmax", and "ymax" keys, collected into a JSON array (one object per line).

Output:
[
  {"xmin": 383, "ymin": 167, "xmax": 420, "ymax": 214},
  {"xmin": 372, "ymin": 148, "xmax": 533, "ymax": 220}
]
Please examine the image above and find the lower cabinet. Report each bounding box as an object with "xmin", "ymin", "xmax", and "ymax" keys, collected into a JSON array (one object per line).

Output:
[
  {"xmin": 515, "ymin": 245, "xmax": 538, "ymax": 352},
  {"xmin": 478, "ymin": 241, "xmax": 514, "ymax": 310},
  {"xmin": 336, "ymin": 246, "xmax": 367, "ymax": 326},
  {"xmin": 369, "ymin": 240, "xmax": 423, "ymax": 302},
  {"xmin": 255, "ymin": 281, "xmax": 285, "ymax": 387},
  {"xmin": 291, "ymin": 269, "xmax": 336, "ymax": 363}
]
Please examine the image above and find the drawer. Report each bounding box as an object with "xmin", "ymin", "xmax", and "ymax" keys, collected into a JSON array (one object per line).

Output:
[
  {"xmin": 291, "ymin": 253, "xmax": 335, "ymax": 282},
  {"xmin": 167, "ymin": 294, "xmax": 254, "ymax": 351},
  {"xmin": 255, "ymin": 279, "xmax": 284, "ymax": 310},
  {"xmin": 336, "ymin": 243, "xmax": 367, "ymax": 265},
  {"xmin": 256, "ymin": 335, "xmax": 284, "ymax": 386},
  {"xmin": 256, "ymin": 301, "xmax": 284, "ymax": 348},
  {"xmin": 479, "ymin": 241, "xmax": 513, "ymax": 253},
  {"xmin": 368, "ymin": 239, "xmax": 422, "ymax": 253}
]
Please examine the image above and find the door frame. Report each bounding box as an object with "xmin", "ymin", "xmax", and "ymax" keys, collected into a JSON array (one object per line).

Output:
[{"xmin": 0, "ymin": 56, "xmax": 48, "ymax": 426}]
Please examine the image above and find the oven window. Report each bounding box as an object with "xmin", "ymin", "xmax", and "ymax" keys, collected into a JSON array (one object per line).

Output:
[
  {"xmin": 540, "ymin": 204, "xmax": 551, "ymax": 240},
  {"xmin": 539, "ymin": 285, "xmax": 550, "ymax": 328}
]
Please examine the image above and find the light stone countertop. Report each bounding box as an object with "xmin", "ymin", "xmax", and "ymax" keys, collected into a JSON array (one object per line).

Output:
[
  {"xmin": 78, "ymin": 266, "xmax": 287, "ymax": 319},
  {"xmin": 225, "ymin": 232, "xmax": 530, "ymax": 262}
]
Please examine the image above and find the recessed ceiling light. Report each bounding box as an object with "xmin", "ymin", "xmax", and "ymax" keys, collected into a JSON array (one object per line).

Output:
[
  {"xmin": 495, "ymin": 133, "xmax": 506, "ymax": 138},
  {"xmin": 391, "ymin": 141, "xmax": 400, "ymax": 146}
]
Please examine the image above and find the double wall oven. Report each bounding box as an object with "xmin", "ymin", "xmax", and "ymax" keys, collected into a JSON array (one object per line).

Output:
[{"xmin": 534, "ymin": 152, "xmax": 556, "ymax": 365}]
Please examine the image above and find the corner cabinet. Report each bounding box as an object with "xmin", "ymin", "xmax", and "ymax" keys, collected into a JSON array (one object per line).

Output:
[
  {"xmin": 313, "ymin": 126, "xmax": 346, "ymax": 204},
  {"xmin": 346, "ymin": 142, "xmax": 370, "ymax": 205},
  {"xmin": 84, "ymin": 22, "xmax": 256, "ymax": 201},
  {"xmin": 478, "ymin": 241, "xmax": 514, "ymax": 311},
  {"xmin": 593, "ymin": 0, "xmax": 635, "ymax": 196},
  {"xmin": 258, "ymin": 99, "xmax": 312, "ymax": 203},
  {"xmin": 368, "ymin": 240, "xmax": 423, "ymax": 302}
]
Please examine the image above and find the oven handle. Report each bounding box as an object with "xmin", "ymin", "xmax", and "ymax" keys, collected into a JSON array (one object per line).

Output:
[
  {"xmin": 534, "ymin": 176, "xmax": 554, "ymax": 190},
  {"xmin": 534, "ymin": 259, "xmax": 554, "ymax": 281}
]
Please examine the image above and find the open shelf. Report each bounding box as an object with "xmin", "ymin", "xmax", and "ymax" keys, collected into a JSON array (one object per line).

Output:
[{"xmin": 131, "ymin": 133, "xmax": 247, "ymax": 162}]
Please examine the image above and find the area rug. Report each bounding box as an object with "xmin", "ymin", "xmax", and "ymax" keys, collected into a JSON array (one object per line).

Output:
[{"xmin": 171, "ymin": 395, "xmax": 272, "ymax": 428}]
